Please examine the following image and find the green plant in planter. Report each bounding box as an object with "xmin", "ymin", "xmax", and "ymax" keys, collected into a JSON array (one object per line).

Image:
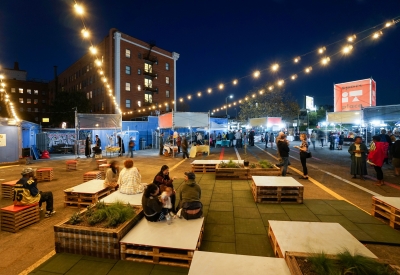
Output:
[
  {"xmin": 337, "ymin": 250, "xmax": 395, "ymax": 275},
  {"xmin": 219, "ymin": 161, "xmax": 228, "ymax": 168},
  {"xmin": 307, "ymin": 252, "xmax": 336, "ymax": 275},
  {"xmin": 259, "ymin": 160, "xmax": 274, "ymax": 168},
  {"xmin": 249, "ymin": 163, "xmax": 257, "ymax": 168},
  {"xmin": 69, "ymin": 212, "xmax": 82, "ymax": 225}
]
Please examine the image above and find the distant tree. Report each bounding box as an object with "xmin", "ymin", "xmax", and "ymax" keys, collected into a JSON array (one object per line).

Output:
[
  {"xmin": 238, "ymin": 84, "xmax": 300, "ymax": 121},
  {"xmin": 48, "ymin": 91, "xmax": 91, "ymax": 127}
]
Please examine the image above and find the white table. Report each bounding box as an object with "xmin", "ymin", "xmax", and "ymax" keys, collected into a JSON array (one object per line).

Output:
[
  {"xmin": 251, "ymin": 176, "xmax": 304, "ymax": 203},
  {"xmin": 100, "ymin": 190, "xmax": 143, "ymax": 206},
  {"xmin": 64, "ymin": 179, "xmax": 110, "ymax": 208},
  {"xmin": 65, "ymin": 179, "xmax": 105, "ymax": 193},
  {"xmin": 373, "ymin": 196, "xmax": 400, "ymax": 210},
  {"xmin": 189, "ymin": 251, "xmax": 291, "ymax": 275},
  {"xmin": 252, "ymin": 176, "xmax": 303, "ymax": 187},
  {"xmin": 268, "ymin": 221, "xmax": 377, "ymax": 258}
]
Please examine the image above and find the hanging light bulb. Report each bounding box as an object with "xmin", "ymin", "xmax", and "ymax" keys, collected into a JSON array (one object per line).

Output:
[
  {"xmin": 294, "ymin": 57, "xmax": 301, "ymax": 63},
  {"xmin": 321, "ymin": 57, "xmax": 330, "ymax": 65},
  {"xmin": 219, "ymin": 84, "xmax": 224, "ymax": 90},
  {"xmin": 253, "ymin": 70, "xmax": 260, "ymax": 78},
  {"xmin": 291, "ymin": 74, "xmax": 298, "ymax": 80},
  {"xmin": 74, "ymin": 3, "xmax": 84, "ymax": 15},
  {"xmin": 342, "ymin": 45, "xmax": 353, "ymax": 54},
  {"xmin": 197, "ymin": 92, "xmax": 201, "ymax": 97},
  {"xmin": 318, "ymin": 47, "xmax": 326, "ymax": 54},
  {"xmin": 95, "ymin": 59, "xmax": 102, "ymax": 66},
  {"xmin": 268, "ymin": 85, "xmax": 274, "ymax": 91},
  {"xmin": 89, "ymin": 46, "xmax": 98, "ymax": 54},
  {"xmin": 81, "ymin": 29, "xmax": 90, "ymax": 38},
  {"xmin": 187, "ymin": 95, "xmax": 192, "ymax": 99},
  {"xmin": 277, "ymin": 80, "xmax": 284, "ymax": 86},
  {"xmin": 233, "ymin": 79, "xmax": 238, "ymax": 85},
  {"xmin": 305, "ymin": 66, "xmax": 313, "ymax": 73},
  {"xmin": 271, "ymin": 63, "xmax": 279, "ymax": 71},
  {"xmin": 347, "ymin": 35, "xmax": 356, "ymax": 42},
  {"xmin": 207, "ymin": 88, "xmax": 212, "ymax": 93},
  {"xmin": 372, "ymin": 31, "xmax": 382, "ymax": 39},
  {"xmin": 179, "ymin": 98, "xmax": 183, "ymax": 102},
  {"xmin": 385, "ymin": 20, "xmax": 394, "ymax": 27}
]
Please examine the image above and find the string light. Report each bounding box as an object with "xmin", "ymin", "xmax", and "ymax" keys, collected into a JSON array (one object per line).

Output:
[
  {"xmin": 81, "ymin": 29, "xmax": 90, "ymax": 38},
  {"xmin": 253, "ymin": 70, "xmax": 260, "ymax": 78},
  {"xmin": 268, "ymin": 85, "xmax": 274, "ymax": 91},
  {"xmin": 321, "ymin": 57, "xmax": 330, "ymax": 65},
  {"xmin": 233, "ymin": 79, "xmax": 238, "ymax": 85},
  {"xmin": 291, "ymin": 74, "xmax": 298, "ymax": 80},
  {"xmin": 277, "ymin": 80, "xmax": 284, "ymax": 86},
  {"xmin": 305, "ymin": 66, "xmax": 312, "ymax": 73},
  {"xmin": 207, "ymin": 88, "xmax": 212, "ymax": 93},
  {"xmin": 0, "ymin": 73, "xmax": 20, "ymax": 122},
  {"xmin": 294, "ymin": 57, "xmax": 301, "ymax": 63},
  {"xmin": 197, "ymin": 92, "xmax": 201, "ymax": 97},
  {"xmin": 271, "ymin": 64, "xmax": 279, "ymax": 71},
  {"xmin": 385, "ymin": 20, "xmax": 394, "ymax": 27},
  {"xmin": 74, "ymin": 3, "xmax": 84, "ymax": 15},
  {"xmin": 318, "ymin": 46, "xmax": 326, "ymax": 54},
  {"xmin": 347, "ymin": 35, "xmax": 356, "ymax": 42},
  {"xmin": 342, "ymin": 45, "xmax": 353, "ymax": 54},
  {"xmin": 372, "ymin": 31, "xmax": 382, "ymax": 39},
  {"xmin": 219, "ymin": 84, "xmax": 224, "ymax": 90}
]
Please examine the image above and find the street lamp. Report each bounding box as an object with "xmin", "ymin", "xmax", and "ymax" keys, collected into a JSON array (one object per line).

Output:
[{"xmin": 226, "ymin": 95, "xmax": 233, "ymax": 117}]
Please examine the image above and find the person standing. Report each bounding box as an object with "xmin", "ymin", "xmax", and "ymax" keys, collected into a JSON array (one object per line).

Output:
[
  {"xmin": 117, "ymin": 136, "xmax": 125, "ymax": 157},
  {"xmin": 128, "ymin": 137, "xmax": 135, "ymax": 158},
  {"xmin": 182, "ymin": 136, "xmax": 189, "ymax": 159},
  {"xmin": 13, "ymin": 168, "xmax": 56, "ymax": 217},
  {"xmin": 228, "ymin": 131, "xmax": 234, "ymax": 147},
  {"xmin": 348, "ymin": 136, "xmax": 368, "ymax": 180},
  {"xmin": 210, "ymin": 131, "xmax": 215, "ymax": 147},
  {"xmin": 391, "ymin": 138, "xmax": 400, "ymax": 176},
  {"xmin": 277, "ymin": 134, "xmax": 290, "ymax": 176},
  {"xmin": 295, "ymin": 133, "xmax": 309, "ymax": 180},
  {"xmin": 318, "ymin": 131, "xmax": 325, "ymax": 148},
  {"xmin": 269, "ymin": 132, "xmax": 274, "ymax": 149},
  {"xmin": 379, "ymin": 129, "xmax": 391, "ymax": 164},
  {"xmin": 310, "ymin": 131, "xmax": 316, "ymax": 150},
  {"xmin": 159, "ymin": 133, "xmax": 164, "ymax": 156},
  {"xmin": 85, "ymin": 136, "xmax": 91, "ymax": 158},
  {"xmin": 176, "ymin": 134, "xmax": 181, "ymax": 154},
  {"xmin": 92, "ymin": 134, "xmax": 102, "ymax": 157},
  {"xmin": 235, "ymin": 130, "xmax": 242, "ymax": 148},
  {"xmin": 338, "ymin": 132, "xmax": 344, "ymax": 150},
  {"xmin": 368, "ymin": 136, "xmax": 386, "ymax": 186},
  {"xmin": 249, "ymin": 129, "xmax": 255, "ymax": 146},
  {"xmin": 265, "ymin": 132, "xmax": 269, "ymax": 148}
]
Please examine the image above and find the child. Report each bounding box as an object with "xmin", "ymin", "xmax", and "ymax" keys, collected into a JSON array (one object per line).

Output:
[{"xmin": 160, "ymin": 187, "xmax": 174, "ymax": 215}]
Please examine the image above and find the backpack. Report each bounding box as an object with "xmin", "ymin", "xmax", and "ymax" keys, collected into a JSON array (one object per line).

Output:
[{"xmin": 129, "ymin": 140, "xmax": 135, "ymax": 148}]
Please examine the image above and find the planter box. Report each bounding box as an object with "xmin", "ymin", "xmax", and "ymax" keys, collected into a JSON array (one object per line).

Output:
[
  {"xmin": 54, "ymin": 207, "xmax": 143, "ymax": 259},
  {"xmin": 285, "ymin": 252, "xmax": 400, "ymax": 275},
  {"xmin": 215, "ymin": 165, "xmax": 281, "ymax": 180}
]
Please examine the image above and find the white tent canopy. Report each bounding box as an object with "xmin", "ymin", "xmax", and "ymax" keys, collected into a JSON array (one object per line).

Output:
[
  {"xmin": 363, "ymin": 105, "xmax": 400, "ymax": 122},
  {"xmin": 158, "ymin": 111, "xmax": 209, "ymax": 129},
  {"xmin": 326, "ymin": 111, "xmax": 361, "ymax": 124},
  {"xmin": 77, "ymin": 113, "xmax": 122, "ymax": 130}
]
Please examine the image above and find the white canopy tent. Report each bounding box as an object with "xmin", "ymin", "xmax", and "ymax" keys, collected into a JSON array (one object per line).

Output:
[{"xmin": 326, "ymin": 111, "xmax": 362, "ymax": 124}]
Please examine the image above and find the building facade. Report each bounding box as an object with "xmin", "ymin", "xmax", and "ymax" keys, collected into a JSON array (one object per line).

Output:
[{"xmin": 50, "ymin": 28, "xmax": 179, "ymax": 119}]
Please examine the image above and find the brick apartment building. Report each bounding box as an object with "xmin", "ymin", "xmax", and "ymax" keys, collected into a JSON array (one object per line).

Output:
[
  {"xmin": 49, "ymin": 28, "xmax": 179, "ymax": 119},
  {"xmin": 0, "ymin": 62, "xmax": 49, "ymax": 123}
]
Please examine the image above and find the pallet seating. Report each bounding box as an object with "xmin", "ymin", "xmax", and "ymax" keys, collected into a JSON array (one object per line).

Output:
[
  {"xmin": 36, "ymin": 168, "xmax": 54, "ymax": 181},
  {"xmin": 251, "ymin": 176, "xmax": 304, "ymax": 203},
  {"xmin": 191, "ymin": 160, "xmax": 244, "ymax": 173},
  {"xmin": 66, "ymin": 160, "xmax": 78, "ymax": 171},
  {"xmin": 1, "ymin": 204, "xmax": 40, "ymax": 233},
  {"xmin": 96, "ymin": 159, "xmax": 107, "ymax": 169},
  {"xmin": 188, "ymin": 251, "xmax": 291, "ymax": 275},
  {"xmin": 100, "ymin": 189, "xmax": 144, "ymax": 206},
  {"xmin": 372, "ymin": 196, "xmax": 400, "ymax": 230},
  {"xmin": 120, "ymin": 217, "xmax": 204, "ymax": 267},
  {"xmin": 99, "ymin": 164, "xmax": 110, "ymax": 178},
  {"xmin": 64, "ymin": 179, "xmax": 112, "ymax": 208},
  {"xmin": 268, "ymin": 221, "xmax": 377, "ymax": 258},
  {"xmin": 1, "ymin": 180, "xmax": 18, "ymax": 199},
  {"xmin": 83, "ymin": 171, "xmax": 102, "ymax": 182}
]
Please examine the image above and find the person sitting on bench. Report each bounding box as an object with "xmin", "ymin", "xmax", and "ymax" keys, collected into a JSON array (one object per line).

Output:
[
  {"xmin": 177, "ymin": 172, "xmax": 202, "ymax": 220},
  {"xmin": 13, "ymin": 168, "xmax": 56, "ymax": 218}
]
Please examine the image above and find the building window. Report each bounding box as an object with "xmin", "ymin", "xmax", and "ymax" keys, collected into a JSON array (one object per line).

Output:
[
  {"xmin": 35, "ymin": 117, "xmax": 38, "ymax": 122},
  {"xmin": 89, "ymin": 76, "xmax": 93, "ymax": 84},
  {"xmin": 144, "ymin": 78, "xmax": 152, "ymax": 88},
  {"xmin": 138, "ymin": 85, "xmax": 141, "ymax": 91},
  {"xmin": 126, "ymin": 99, "xmax": 131, "ymax": 108},
  {"xmin": 42, "ymin": 109, "xmax": 46, "ymax": 113},
  {"xmin": 42, "ymin": 99, "xmax": 46, "ymax": 104},
  {"xmin": 125, "ymin": 66, "xmax": 131, "ymax": 75},
  {"xmin": 27, "ymin": 108, "xmax": 31, "ymax": 112},
  {"xmin": 19, "ymin": 88, "xmax": 23, "ymax": 94},
  {"xmin": 90, "ymin": 91, "xmax": 92, "ymax": 98},
  {"xmin": 34, "ymin": 108, "xmax": 38, "ymax": 112},
  {"xmin": 27, "ymin": 98, "xmax": 32, "ymax": 104},
  {"xmin": 166, "ymin": 63, "xmax": 170, "ymax": 71},
  {"xmin": 138, "ymin": 101, "xmax": 141, "ymax": 107},
  {"xmin": 125, "ymin": 82, "xmax": 131, "ymax": 91},
  {"xmin": 145, "ymin": 93, "xmax": 152, "ymax": 103},
  {"xmin": 138, "ymin": 53, "xmax": 142, "ymax": 59},
  {"xmin": 27, "ymin": 89, "xmax": 32, "ymax": 94},
  {"xmin": 166, "ymin": 90, "xmax": 170, "ymax": 98},
  {"xmin": 101, "ymin": 102, "xmax": 104, "ymax": 111},
  {"xmin": 19, "ymin": 98, "xmax": 24, "ymax": 103},
  {"xmin": 11, "ymin": 88, "xmax": 16, "ymax": 93},
  {"xmin": 138, "ymin": 69, "xmax": 141, "ymax": 75},
  {"xmin": 87, "ymin": 92, "xmax": 89, "ymax": 99},
  {"xmin": 20, "ymin": 107, "xmax": 24, "ymax": 112},
  {"xmin": 34, "ymin": 99, "xmax": 38, "ymax": 104},
  {"xmin": 166, "ymin": 103, "xmax": 170, "ymax": 112},
  {"xmin": 166, "ymin": 77, "xmax": 170, "ymax": 84},
  {"xmin": 126, "ymin": 49, "xmax": 131, "ymax": 58},
  {"xmin": 34, "ymin": 90, "xmax": 38, "ymax": 95},
  {"xmin": 144, "ymin": 63, "xmax": 152, "ymax": 73}
]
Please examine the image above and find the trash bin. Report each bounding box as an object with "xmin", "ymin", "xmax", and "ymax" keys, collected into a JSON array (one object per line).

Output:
[
  {"xmin": 140, "ymin": 138, "xmax": 146, "ymax": 150},
  {"xmin": 22, "ymin": 148, "xmax": 31, "ymax": 157}
]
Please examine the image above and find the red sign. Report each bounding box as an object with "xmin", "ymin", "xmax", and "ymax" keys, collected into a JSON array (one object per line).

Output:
[{"xmin": 334, "ymin": 78, "xmax": 376, "ymax": 112}]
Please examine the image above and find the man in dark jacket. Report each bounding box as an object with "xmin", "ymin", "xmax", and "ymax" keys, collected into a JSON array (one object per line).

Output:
[
  {"xmin": 277, "ymin": 135, "xmax": 290, "ymax": 176},
  {"xmin": 178, "ymin": 172, "xmax": 202, "ymax": 220}
]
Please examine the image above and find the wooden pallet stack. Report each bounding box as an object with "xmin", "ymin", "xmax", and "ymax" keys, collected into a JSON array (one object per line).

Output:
[
  {"xmin": 372, "ymin": 196, "xmax": 400, "ymax": 230},
  {"xmin": 251, "ymin": 176, "xmax": 303, "ymax": 204},
  {"xmin": 1, "ymin": 180, "xmax": 18, "ymax": 199},
  {"xmin": 83, "ymin": 171, "xmax": 103, "ymax": 182},
  {"xmin": 66, "ymin": 160, "xmax": 78, "ymax": 171},
  {"xmin": 1, "ymin": 204, "xmax": 40, "ymax": 233},
  {"xmin": 36, "ymin": 168, "xmax": 54, "ymax": 181},
  {"xmin": 191, "ymin": 163, "xmax": 217, "ymax": 173},
  {"xmin": 96, "ymin": 159, "xmax": 107, "ymax": 169},
  {"xmin": 64, "ymin": 188, "xmax": 112, "ymax": 208}
]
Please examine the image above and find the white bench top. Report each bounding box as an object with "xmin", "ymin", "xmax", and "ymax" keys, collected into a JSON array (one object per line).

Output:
[
  {"xmin": 189, "ymin": 251, "xmax": 290, "ymax": 275},
  {"xmin": 373, "ymin": 196, "xmax": 400, "ymax": 210},
  {"xmin": 121, "ymin": 217, "xmax": 204, "ymax": 250},
  {"xmin": 64, "ymin": 179, "xmax": 106, "ymax": 194},
  {"xmin": 252, "ymin": 176, "xmax": 303, "ymax": 187},
  {"xmin": 100, "ymin": 190, "xmax": 142, "ymax": 206},
  {"xmin": 269, "ymin": 221, "xmax": 377, "ymax": 258},
  {"xmin": 191, "ymin": 160, "xmax": 244, "ymax": 165}
]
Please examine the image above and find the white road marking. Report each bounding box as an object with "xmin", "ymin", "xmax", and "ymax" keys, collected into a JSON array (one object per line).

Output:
[{"xmin": 234, "ymin": 147, "xmax": 241, "ymax": 160}]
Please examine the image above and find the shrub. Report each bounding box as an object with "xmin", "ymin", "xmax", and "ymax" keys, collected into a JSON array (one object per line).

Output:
[
  {"xmin": 259, "ymin": 160, "xmax": 274, "ymax": 168},
  {"xmin": 308, "ymin": 252, "xmax": 337, "ymax": 275},
  {"xmin": 69, "ymin": 212, "xmax": 82, "ymax": 225}
]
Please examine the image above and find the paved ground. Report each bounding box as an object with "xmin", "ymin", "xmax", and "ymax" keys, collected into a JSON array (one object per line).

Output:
[{"xmin": 1, "ymin": 140, "xmax": 400, "ymax": 275}]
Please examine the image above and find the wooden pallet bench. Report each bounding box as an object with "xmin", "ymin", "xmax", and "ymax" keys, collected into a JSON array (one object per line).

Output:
[
  {"xmin": 1, "ymin": 204, "xmax": 40, "ymax": 233},
  {"xmin": 268, "ymin": 221, "xmax": 377, "ymax": 259},
  {"xmin": 191, "ymin": 160, "xmax": 244, "ymax": 173},
  {"xmin": 372, "ymin": 196, "xmax": 400, "ymax": 230},
  {"xmin": 100, "ymin": 190, "xmax": 144, "ymax": 206},
  {"xmin": 83, "ymin": 171, "xmax": 103, "ymax": 182},
  {"xmin": 96, "ymin": 159, "xmax": 107, "ymax": 169},
  {"xmin": 36, "ymin": 168, "xmax": 54, "ymax": 181},
  {"xmin": 189, "ymin": 251, "xmax": 291, "ymax": 275},
  {"xmin": 121, "ymin": 217, "xmax": 204, "ymax": 267},
  {"xmin": 251, "ymin": 176, "xmax": 303, "ymax": 203},
  {"xmin": 64, "ymin": 179, "xmax": 112, "ymax": 208},
  {"xmin": 1, "ymin": 180, "xmax": 18, "ymax": 199},
  {"xmin": 66, "ymin": 160, "xmax": 78, "ymax": 171}
]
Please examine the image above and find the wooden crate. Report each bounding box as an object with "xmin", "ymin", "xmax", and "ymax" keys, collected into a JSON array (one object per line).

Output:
[
  {"xmin": 96, "ymin": 159, "xmax": 107, "ymax": 169},
  {"xmin": 1, "ymin": 204, "xmax": 40, "ymax": 233},
  {"xmin": 36, "ymin": 168, "xmax": 54, "ymax": 181},
  {"xmin": 1, "ymin": 180, "xmax": 18, "ymax": 199},
  {"xmin": 66, "ymin": 160, "xmax": 78, "ymax": 171},
  {"xmin": 64, "ymin": 188, "xmax": 113, "ymax": 208},
  {"xmin": 251, "ymin": 182, "xmax": 303, "ymax": 203},
  {"xmin": 268, "ymin": 224, "xmax": 284, "ymax": 258},
  {"xmin": 83, "ymin": 171, "xmax": 102, "ymax": 182},
  {"xmin": 54, "ymin": 208, "xmax": 143, "ymax": 259},
  {"xmin": 191, "ymin": 163, "xmax": 217, "ymax": 173},
  {"xmin": 121, "ymin": 222, "xmax": 204, "ymax": 268},
  {"xmin": 215, "ymin": 166, "xmax": 249, "ymax": 180},
  {"xmin": 372, "ymin": 196, "xmax": 400, "ymax": 230},
  {"xmin": 248, "ymin": 167, "xmax": 281, "ymax": 178}
]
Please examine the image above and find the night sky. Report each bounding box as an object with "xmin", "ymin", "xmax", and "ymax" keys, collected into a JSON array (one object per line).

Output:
[{"xmin": 1, "ymin": 0, "xmax": 400, "ymax": 117}]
